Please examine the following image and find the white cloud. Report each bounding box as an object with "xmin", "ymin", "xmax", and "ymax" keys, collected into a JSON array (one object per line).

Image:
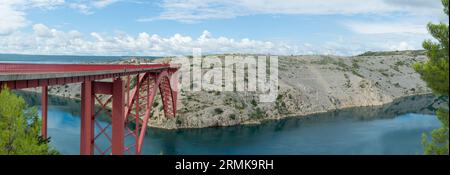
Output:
[
  {"xmin": 0, "ymin": 24, "xmax": 281, "ymax": 55},
  {"xmin": 69, "ymin": 0, "xmax": 119, "ymax": 14},
  {"xmin": 389, "ymin": 41, "xmax": 415, "ymax": 51},
  {"xmin": 28, "ymin": 0, "xmax": 65, "ymax": 9},
  {"xmin": 0, "ymin": 2, "xmax": 28, "ymax": 35},
  {"xmin": 344, "ymin": 21, "xmax": 428, "ymax": 35},
  {"xmin": 69, "ymin": 3, "xmax": 92, "ymax": 15},
  {"xmin": 0, "ymin": 24, "xmax": 425, "ymax": 56},
  {"xmin": 145, "ymin": 0, "xmax": 443, "ymax": 22},
  {"xmin": 0, "ymin": 0, "xmax": 64, "ymax": 35},
  {"xmin": 93, "ymin": 0, "xmax": 119, "ymax": 8},
  {"xmin": 33, "ymin": 23, "xmax": 56, "ymax": 37}
]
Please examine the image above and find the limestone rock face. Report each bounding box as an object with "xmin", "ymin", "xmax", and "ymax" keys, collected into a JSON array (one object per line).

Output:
[{"xmin": 154, "ymin": 51, "xmax": 431, "ymax": 129}]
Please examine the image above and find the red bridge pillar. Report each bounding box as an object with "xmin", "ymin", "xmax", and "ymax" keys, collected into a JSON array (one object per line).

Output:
[
  {"xmin": 111, "ymin": 78, "xmax": 124, "ymax": 155},
  {"xmin": 41, "ymin": 85, "xmax": 48, "ymax": 139},
  {"xmin": 80, "ymin": 81, "xmax": 94, "ymax": 155},
  {"xmin": 80, "ymin": 78, "xmax": 125, "ymax": 155}
]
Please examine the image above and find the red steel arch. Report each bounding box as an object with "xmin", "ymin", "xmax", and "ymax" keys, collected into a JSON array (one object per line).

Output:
[
  {"xmin": 124, "ymin": 70, "xmax": 177, "ymax": 154},
  {"xmin": 125, "ymin": 71, "xmax": 177, "ymax": 154},
  {"xmin": 80, "ymin": 69, "xmax": 178, "ymax": 155}
]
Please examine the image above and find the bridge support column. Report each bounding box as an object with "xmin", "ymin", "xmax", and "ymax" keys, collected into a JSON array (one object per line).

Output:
[
  {"xmin": 41, "ymin": 85, "xmax": 48, "ymax": 139},
  {"xmin": 171, "ymin": 71, "xmax": 178, "ymax": 117},
  {"xmin": 80, "ymin": 81, "xmax": 94, "ymax": 155},
  {"xmin": 111, "ymin": 78, "xmax": 124, "ymax": 155}
]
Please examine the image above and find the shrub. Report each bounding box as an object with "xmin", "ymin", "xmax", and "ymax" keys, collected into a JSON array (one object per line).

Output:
[
  {"xmin": 251, "ymin": 99, "xmax": 257, "ymax": 107},
  {"xmin": 214, "ymin": 108, "xmax": 223, "ymax": 114},
  {"xmin": 251, "ymin": 107, "xmax": 265, "ymax": 119},
  {"xmin": 0, "ymin": 87, "xmax": 58, "ymax": 155},
  {"xmin": 229, "ymin": 114, "xmax": 236, "ymax": 120}
]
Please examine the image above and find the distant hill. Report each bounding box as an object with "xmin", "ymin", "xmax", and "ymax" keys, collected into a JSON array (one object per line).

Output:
[{"xmin": 358, "ymin": 50, "xmax": 426, "ymax": 57}]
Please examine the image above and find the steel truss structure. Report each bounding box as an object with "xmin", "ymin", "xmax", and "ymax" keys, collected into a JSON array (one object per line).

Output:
[{"xmin": 0, "ymin": 63, "xmax": 178, "ymax": 155}]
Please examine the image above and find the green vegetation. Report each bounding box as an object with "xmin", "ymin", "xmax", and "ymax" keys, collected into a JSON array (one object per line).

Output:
[
  {"xmin": 214, "ymin": 108, "xmax": 224, "ymax": 115},
  {"xmin": 176, "ymin": 118, "xmax": 182, "ymax": 125},
  {"xmin": 377, "ymin": 69, "xmax": 391, "ymax": 77},
  {"xmin": 275, "ymin": 94, "xmax": 288, "ymax": 114},
  {"xmin": 152, "ymin": 101, "xmax": 159, "ymax": 108},
  {"xmin": 414, "ymin": 0, "xmax": 449, "ymax": 155},
  {"xmin": 359, "ymin": 82, "xmax": 367, "ymax": 88},
  {"xmin": 0, "ymin": 87, "xmax": 57, "ymax": 155},
  {"xmin": 351, "ymin": 60, "xmax": 360, "ymax": 69},
  {"xmin": 251, "ymin": 99, "xmax": 257, "ymax": 107},
  {"xmin": 344, "ymin": 74, "xmax": 351, "ymax": 88},
  {"xmin": 129, "ymin": 76, "xmax": 137, "ymax": 90},
  {"xmin": 358, "ymin": 50, "xmax": 426, "ymax": 57},
  {"xmin": 311, "ymin": 56, "xmax": 335, "ymax": 65},
  {"xmin": 251, "ymin": 107, "xmax": 264, "ymax": 119},
  {"xmin": 350, "ymin": 60, "xmax": 364, "ymax": 78},
  {"xmin": 395, "ymin": 60, "xmax": 407, "ymax": 67},
  {"xmin": 235, "ymin": 101, "xmax": 247, "ymax": 110},
  {"xmin": 228, "ymin": 114, "xmax": 236, "ymax": 120},
  {"xmin": 312, "ymin": 57, "xmax": 363, "ymax": 78},
  {"xmin": 389, "ymin": 60, "xmax": 410, "ymax": 73}
]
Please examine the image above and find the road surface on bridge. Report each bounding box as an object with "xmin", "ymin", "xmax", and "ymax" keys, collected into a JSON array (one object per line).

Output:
[{"xmin": 0, "ymin": 63, "xmax": 172, "ymax": 81}]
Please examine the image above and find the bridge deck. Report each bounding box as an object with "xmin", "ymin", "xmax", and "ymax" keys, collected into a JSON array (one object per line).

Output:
[{"xmin": 0, "ymin": 63, "xmax": 176, "ymax": 89}]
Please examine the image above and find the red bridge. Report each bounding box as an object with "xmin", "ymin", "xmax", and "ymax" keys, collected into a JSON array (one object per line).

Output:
[{"xmin": 0, "ymin": 63, "xmax": 179, "ymax": 155}]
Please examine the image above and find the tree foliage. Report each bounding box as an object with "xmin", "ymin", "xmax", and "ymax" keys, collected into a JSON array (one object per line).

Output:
[
  {"xmin": 0, "ymin": 87, "xmax": 57, "ymax": 155},
  {"xmin": 414, "ymin": 0, "xmax": 449, "ymax": 155}
]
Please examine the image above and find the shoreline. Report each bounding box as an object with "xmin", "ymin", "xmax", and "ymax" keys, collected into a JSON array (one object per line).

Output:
[
  {"xmin": 17, "ymin": 89, "xmax": 436, "ymax": 130},
  {"xmin": 239, "ymin": 92, "xmax": 435, "ymax": 126}
]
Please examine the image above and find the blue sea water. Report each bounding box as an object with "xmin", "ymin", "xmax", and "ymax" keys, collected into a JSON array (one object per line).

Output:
[
  {"xmin": 16, "ymin": 91, "xmax": 443, "ymax": 155},
  {"xmin": 0, "ymin": 54, "xmax": 159, "ymax": 63}
]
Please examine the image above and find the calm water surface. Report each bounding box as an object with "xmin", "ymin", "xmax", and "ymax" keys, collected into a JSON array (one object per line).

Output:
[{"xmin": 17, "ymin": 92, "xmax": 444, "ymax": 155}]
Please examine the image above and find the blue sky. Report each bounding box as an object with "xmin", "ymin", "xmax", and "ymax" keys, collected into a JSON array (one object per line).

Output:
[{"xmin": 0, "ymin": 0, "xmax": 448, "ymax": 56}]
